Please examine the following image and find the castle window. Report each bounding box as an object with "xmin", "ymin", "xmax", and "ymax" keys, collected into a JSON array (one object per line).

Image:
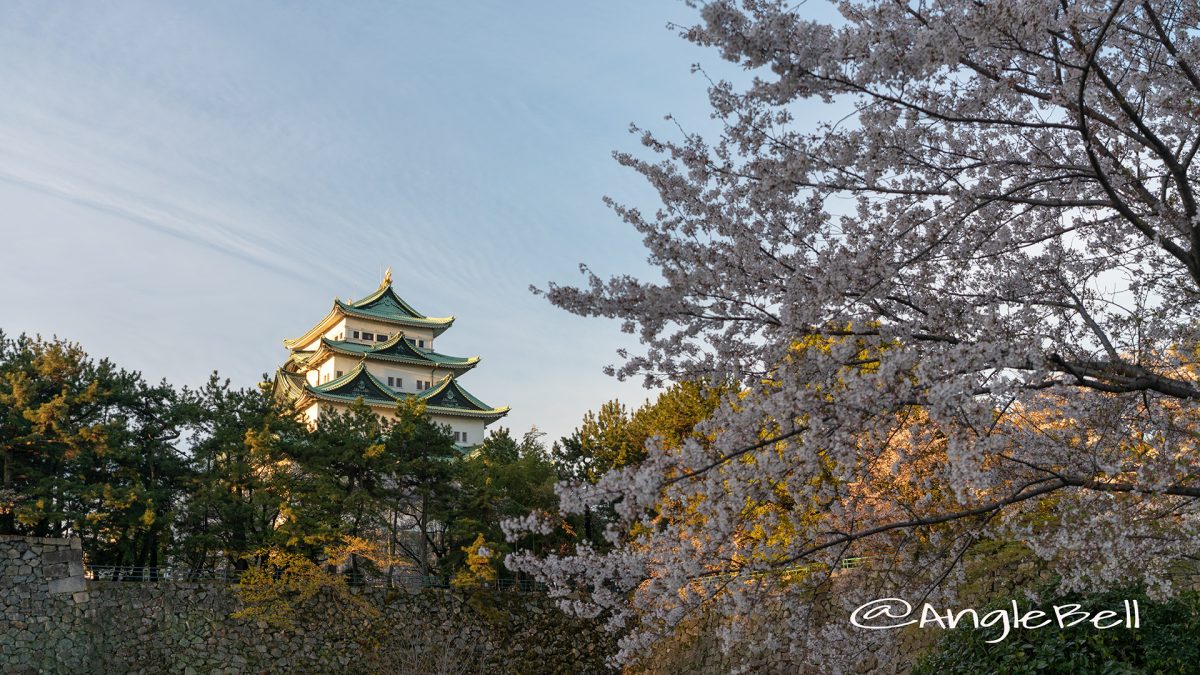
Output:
[
  {"xmin": 454, "ymin": 431, "xmax": 467, "ymax": 443},
  {"xmin": 418, "ymin": 339, "xmax": 425, "ymax": 348},
  {"xmin": 336, "ymin": 371, "xmax": 343, "ymax": 378},
  {"xmin": 362, "ymin": 332, "xmax": 374, "ymax": 341},
  {"xmin": 376, "ymin": 334, "xmax": 387, "ymax": 342},
  {"xmin": 352, "ymin": 330, "xmax": 360, "ymax": 339}
]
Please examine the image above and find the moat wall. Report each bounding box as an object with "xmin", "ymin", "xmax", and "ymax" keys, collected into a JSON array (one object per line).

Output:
[{"xmin": 0, "ymin": 535, "xmax": 612, "ymax": 674}]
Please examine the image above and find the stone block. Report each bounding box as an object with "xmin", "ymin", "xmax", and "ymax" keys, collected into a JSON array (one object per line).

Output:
[
  {"xmin": 43, "ymin": 549, "xmax": 77, "ymax": 564},
  {"xmin": 72, "ymin": 591, "xmax": 89, "ymax": 604},
  {"xmin": 47, "ymin": 575, "xmax": 86, "ymax": 595}
]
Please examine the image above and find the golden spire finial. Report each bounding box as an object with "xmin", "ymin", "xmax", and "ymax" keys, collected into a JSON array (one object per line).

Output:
[{"xmin": 382, "ymin": 266, "xmax": 392, "ymax": 287}]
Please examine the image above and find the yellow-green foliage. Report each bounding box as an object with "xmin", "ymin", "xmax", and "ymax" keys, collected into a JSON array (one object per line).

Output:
[
  {"xmin": 451, "ymin": 534, "xmax": 498, "ymax": 589},
  {"xmin": 233, "ymin": 544, "xmax": 379, "ymax": 629}
]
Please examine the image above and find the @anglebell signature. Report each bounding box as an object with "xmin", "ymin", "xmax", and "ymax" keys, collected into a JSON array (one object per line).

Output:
[{"xmin": 850, "ymin": 597, "xmax": 1141, "ymax": 643}]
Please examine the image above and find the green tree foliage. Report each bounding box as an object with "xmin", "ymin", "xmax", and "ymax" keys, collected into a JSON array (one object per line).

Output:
[
  {"xmin": 446, "ymin": 427, "xmax": 560, "ymax": 582},
  {"xmin": 0, "ymin": 328, "xmax": 586, "ymax": 587},
  {"xmin": 275, "ymin": 400, "xmax": 399, "ymax": 557},
  {"xmin": 555, "ymin": 380, "xmax": 725, "ymax": 480},
  {"xmin": 552, "ymin": 380, "xmax": 726, "ymax": 544},
  {"xmin": 260, "ymin": 398, "xmax": 461, "ymax": 583},
  {"xmin": 385, "ymin": 399, "xmax": 461, "ymax": 579},
  {"xmin": 0, "ymin": 332, "xmax": 189, "ymax": 567},
  {"xmin": 175, "ymin": 374, "xmax": 302, "ymax": 572}
]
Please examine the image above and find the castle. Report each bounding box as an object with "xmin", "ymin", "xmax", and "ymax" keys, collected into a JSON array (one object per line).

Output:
[{"xmin": 273, "ymin": 269, "xmax": 508, "ymax": 446}]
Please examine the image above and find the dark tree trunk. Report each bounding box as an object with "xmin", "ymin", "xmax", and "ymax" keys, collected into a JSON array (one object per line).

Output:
[{"xmin": 0, "ymin": 449, "xmax": 13, "ymax": 535}]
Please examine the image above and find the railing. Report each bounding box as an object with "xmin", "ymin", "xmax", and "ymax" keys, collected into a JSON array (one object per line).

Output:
[
  {"xmin": 86, "ymin": 557, "xmax": 870, "ymax": 588},
  {"xmin": 693, "ymin": 555, "xmax": 872, "ymax": 587},
  {"xmin": 86, "ymin": 559, "xmax": 870, "ymax": 589},
  {"xmin": 337, "ymin": 573, "xmax": 544, "ymax": 592},
  {"xmin": 83, "ymin": 565, "xmax": 545, "ymax": 592},
  {"xmin": 85, "ymin": 566, "xmax": 243, "ymax": 583}
]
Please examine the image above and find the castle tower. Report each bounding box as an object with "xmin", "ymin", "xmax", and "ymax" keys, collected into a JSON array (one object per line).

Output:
[{"xmin": 273, "ymin": 269, "xmax": 508, "ymax": 446}]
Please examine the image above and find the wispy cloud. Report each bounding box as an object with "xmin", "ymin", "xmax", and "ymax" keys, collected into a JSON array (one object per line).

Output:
[
  {"xmin": 0, "ymin": 165, "xmax": 313, "ymax": 283},
  {"xmin": 0, "ymin": 0, "xmax": 733, "ymax": 439}
]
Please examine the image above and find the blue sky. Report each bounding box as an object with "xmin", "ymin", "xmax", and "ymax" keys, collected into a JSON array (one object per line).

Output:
[{"xmin": 0, "ymin": 1, "xmax": 760, "ymax": 442}]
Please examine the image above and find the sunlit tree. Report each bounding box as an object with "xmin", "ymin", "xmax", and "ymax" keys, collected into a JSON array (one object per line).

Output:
[
  {"xmin": 513, "ymin": 1, "xmax": 1200, "ymax": 669},
  {"xmin": 0, "ymin": 332, "xmax": 189, "ymax": 567}
]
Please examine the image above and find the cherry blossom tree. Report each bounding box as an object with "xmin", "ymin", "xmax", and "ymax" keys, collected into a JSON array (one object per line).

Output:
[{"xmin": 513, "ymin": 1, "xmax": 1200, "ymax": 669}]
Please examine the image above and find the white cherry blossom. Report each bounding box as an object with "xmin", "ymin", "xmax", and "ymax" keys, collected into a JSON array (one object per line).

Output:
[{"xmin": 514, "ymin": 1, "xmax": 1200, "ymax": 669}]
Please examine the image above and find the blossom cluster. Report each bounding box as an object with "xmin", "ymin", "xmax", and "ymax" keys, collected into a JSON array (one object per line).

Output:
[{"xmin": 512, "ymin": 1, "xmax": 1200, "ymax": 670}]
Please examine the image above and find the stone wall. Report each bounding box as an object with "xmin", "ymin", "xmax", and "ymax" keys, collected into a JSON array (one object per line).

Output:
[
  {"xmin": 0, "ymin": 536, "xmax": 613, "ymax": 674},
  {"xmin": 0, "ymin": 536, "xmax": 90, "ymax": 673}
]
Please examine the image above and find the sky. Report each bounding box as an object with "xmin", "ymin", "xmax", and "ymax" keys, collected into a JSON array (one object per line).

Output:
[{"xmin": 0, "ymin": 1, "xmax": 768, "ymax": 442}]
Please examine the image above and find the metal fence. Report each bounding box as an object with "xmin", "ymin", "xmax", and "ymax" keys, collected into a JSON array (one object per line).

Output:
[
  {"xmin": 692, "ymin": 555, "xmax": 872, "ymax": 587},
  {"xmin": 84, "ymin": 565, "xmax": 545, "ymax": 592},
  {"xmin": 86, "ymin": 566, "xmax": 242, "ymax": 583},
  {"xmin": 85, "ymin": 558, "xmax": 868, "ymax": 591}
]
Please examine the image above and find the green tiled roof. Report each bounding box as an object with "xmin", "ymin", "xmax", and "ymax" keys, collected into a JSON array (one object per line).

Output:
[
  {"xmin": 319, "ymin": 335, "xmax": 479, "ymax": 372},
  {"xmin": 276, "ymin": 363, "xmax": 508, "ymax": 422},
  {"xmin": 334, "ymin": 299, "xmax": 454, "ymax": 329},
  {"xmin": 334, "ymin": 283, "xmax": 453, "ymax": 328},
  {"xmin": 272, "ymin": 367, "xmax": 311, "ymax": 401},
  {"xmin": 417, "ymin": 375, "xmax": 506, "ymax": 414},
  {"xmin": 346, "ymin": 284, "xmax": 424, "ymax": 318},
  {"xmin": 277, "ymin": 277, "xmax": 505, "ymax": 424},
  {"xmin": 283, "ymin": 282, "xmax": 455, "ymax": 349},
  {"xmin": 309, "ymin": 363, "xmax": 399, "ymax": 405}
]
